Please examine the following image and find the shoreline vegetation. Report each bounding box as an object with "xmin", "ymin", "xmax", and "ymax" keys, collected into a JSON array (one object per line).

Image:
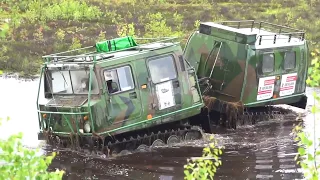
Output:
[{"xmin": 0, "ymin": 0, "xmax": 319, "ymax": 77}]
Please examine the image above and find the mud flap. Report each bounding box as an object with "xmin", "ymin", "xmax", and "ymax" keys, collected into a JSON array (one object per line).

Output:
[
  {"xmin": 202, "ymin": 96, "xmax": 243, "ymax": 129},
  {"xmin": 289, "ymin": 95, "xmax": 308, "ymax": 109}
]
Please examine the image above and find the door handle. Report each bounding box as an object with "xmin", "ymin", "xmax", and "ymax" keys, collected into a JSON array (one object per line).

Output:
[{"xmin": 129, "ymin": 92, "xmax": 137, "ymax": 99}]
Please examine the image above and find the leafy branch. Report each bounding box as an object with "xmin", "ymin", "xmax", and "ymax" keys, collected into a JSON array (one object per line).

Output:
[
  {"xmin": 184, "ymin": 135, "xmax": 223, "ymax": 180},
  {"xmin": 0, "ymin": 117, "xmax": 64, "ymax": 179},
  {"xmin": 293, "ymin": 49, "xmax": 320, "ymax": 180}
]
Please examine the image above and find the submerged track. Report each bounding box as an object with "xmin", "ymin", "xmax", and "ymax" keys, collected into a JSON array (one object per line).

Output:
[{"xmin": 43, "ymin": 105, "xmax": 298, "ymax": 159}]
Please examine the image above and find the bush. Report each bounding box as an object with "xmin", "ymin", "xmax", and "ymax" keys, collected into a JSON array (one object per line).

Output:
[
  {"xmin": 0, "ymin": 117, "xmax": 64, "ymax": 180},
  {"xmin": 184, "ymin": 135, "xmax": 223, "ymax": 180},
  {"xmin": 293, "ymin": 49, "xmax": 320, "ymax": 179}
]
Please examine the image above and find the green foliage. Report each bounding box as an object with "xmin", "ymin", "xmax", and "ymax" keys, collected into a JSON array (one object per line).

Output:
[
  {"xmin": 194, "ymin": 20, "xmax": 201, "ymax": 29},
  {"xmin": 184, "ymin": 135, "xmax": 223, "ymax": 180},
  {"xmin": 33, "ymin": 27, "xmax": 44, "ymax": 42},
  {"xmin": 69, "ymin": 36, "xmax": 82, "ymax": 50},
  {"xmin": 0, "ymin": 45, "xmax": 9, "ymax": 72},
  {"xmin": 117, "ymin": 23, "xmax": 136, "ymax": 38},
  {"xmin": 1, "ymin": 0, "xmax": 320, "ymax": 75},
  {"xmin": 0, "ymin": 117, "xmax": 64, "ymax": 179},
  {"xmin": 144, "ymin": 12, "xmax": 174, "ymax": 38},
  {"xmin": 24, "ymin": 0, "xmax": 102, "ymax": 23},
  {"xmin": 190, "ymin": 0, "xmax": 210, "ymax": 6},
  {"xmin": 55, "ymin": 29, "xmax": 66, "ymax": 42},
  {"xmin": 306, "ymin": 49, "xmax": 320, "ymax": 87},
  {"xmin": 0, "ymin": 21, "xmax": 9, "ymax": 39},
  {"xmin": 293, "ymin": 49, "xmax": 320, "ymax": 179},
  {"xmin": 129, "ymin": 0, "xmax": 169, "ymax": 5},
  {"xmin": 142, "ymin": 12, "xmax": 186, "ymax": 45},
  {"xmin": 97, "ymin": 30, "xmax": 107, "ymax": 42}
]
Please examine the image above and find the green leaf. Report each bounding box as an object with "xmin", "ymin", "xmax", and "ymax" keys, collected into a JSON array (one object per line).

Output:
[
  {"xmin": 300, "ymin": 162, "xmax": 308, "ymax": 169},
  {"xmin": 214, "ymin": 161, "xmax": 219, "ymax": 167},
  {"xmin": 311, "ymin": 59, "xmax": 317, "ymax": 65},
  {"xmin": 214, "ymin": 149, "xmax": 219, "ymax": 155},
  {"xmin": 306, "ymin": 78, "xmax": 312, "ymax": 85},
  {"xmin": 0, "ymin": 23, "xmax": 9, "ymax": 38},
  {"xmin": 0, "ymin": 119, "xmax": 64, "ymax": 179},
  {"xmin": 298, "ymin": 147, "xmax": 306, "ymax": 155},
  {"xmin": 308, "ymin": 153, "xmax": 314, "ymax": 161},
  {"xmin": 184, "ymin": 170, "xmax": 190, "ymax": 176}
]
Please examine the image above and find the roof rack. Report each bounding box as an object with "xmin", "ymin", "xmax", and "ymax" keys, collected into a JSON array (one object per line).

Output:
[
  {"xmin": 200, "ymin": 20, "xmax": 305, "ymax": 45},
  {"xmin": 42, "ymin": 37, "xmax": 178, "ymax": 64}
]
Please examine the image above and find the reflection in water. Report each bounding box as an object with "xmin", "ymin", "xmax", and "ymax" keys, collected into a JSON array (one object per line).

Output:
[
  {"xmin": 212, "ymin": 119, "xmax": 304, "ymax": 180},
  {"xmin": 46, "ymin": 119, "xmax": 306, "ymax": 180},
  {"xmin": 1, "ymin": 78, "xmax": 318, "ymax": 179}
]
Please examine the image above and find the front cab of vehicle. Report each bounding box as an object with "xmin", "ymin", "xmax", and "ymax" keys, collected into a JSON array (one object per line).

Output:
[{"xmin": 37, "ymin": 63, "xmax": 103, "ymax": 142}]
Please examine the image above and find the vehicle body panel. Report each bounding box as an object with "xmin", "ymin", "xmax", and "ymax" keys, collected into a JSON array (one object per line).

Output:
[
  {"xmin": 37, "ymin": 40, "xmax": 203, "ymax": 138},
  {"xmin": 183, "ymin": 21, "xmax": 308, "ymax": 109}
]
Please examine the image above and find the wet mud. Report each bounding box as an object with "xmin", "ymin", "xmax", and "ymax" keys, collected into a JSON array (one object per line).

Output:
[{"xmin": 0, "ymin": 78, "xmax": 314, "ymax": 180}]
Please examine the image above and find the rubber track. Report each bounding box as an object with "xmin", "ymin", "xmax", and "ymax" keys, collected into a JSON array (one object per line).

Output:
[
  {"xmin": 44, "ymin": 106, "xmax": 297, "ymax": 158},
  {"xmin": 45, "ymin": 125, "xmax": 204, "ymax": 158}
]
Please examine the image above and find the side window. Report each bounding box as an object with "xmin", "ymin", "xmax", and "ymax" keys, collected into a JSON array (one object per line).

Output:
[
  {"xmin": 103, "ymin": 66, "xmax": 134, "ymax": 94},
  {"xmin": 284, "ymin": 51, "xmax": 296, "ymax": 70},
  {"xmin": 148, "ymin": 55, "xmax": 177, "ymax": 84},
  {"xmin": 262, "ymin": 53, "xmax": 275, "ymax": 73}
]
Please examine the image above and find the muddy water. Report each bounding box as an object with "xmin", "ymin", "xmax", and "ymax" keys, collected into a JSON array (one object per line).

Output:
[
  {"xmin": 0, "ymin": 78, "xmax": 317, "ymax": 180},
  {"xmin": 46, "ymin": 117, "xmax": 305, "ymax": 180}
]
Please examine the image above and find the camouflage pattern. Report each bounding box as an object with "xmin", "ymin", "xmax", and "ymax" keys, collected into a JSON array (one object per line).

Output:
[
  {"xmin": 184, "ymin": 21, "xmax": 308, "ymax": 110},
  {"xmin": 37, "ymin": 20, "xmax": 309, "ymax": 140},
  {"xmin": 38, "ymin": 41, "xmax": 203, "ymax": 138}
]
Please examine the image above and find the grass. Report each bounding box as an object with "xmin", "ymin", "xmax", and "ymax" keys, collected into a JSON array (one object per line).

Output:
[{"xmin": 0, "ymin": 0, "xmax": 319, "ymax": 75}]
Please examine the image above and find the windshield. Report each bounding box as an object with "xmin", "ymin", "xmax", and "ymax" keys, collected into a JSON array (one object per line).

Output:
[{"xmin": 45, "ymin": 69, "xmax": 99, "ymax": 94}]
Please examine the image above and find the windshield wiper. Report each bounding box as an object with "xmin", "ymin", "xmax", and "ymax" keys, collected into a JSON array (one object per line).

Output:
[{"xmin": 59, "ymin": 70, "xmax": 69, "ymax": 89}]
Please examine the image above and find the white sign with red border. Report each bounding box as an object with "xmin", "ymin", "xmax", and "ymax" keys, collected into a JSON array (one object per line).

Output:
[
  {"xmin": 279, "ymin": 73, "xmax": 297, "ymax": 97},
  {"xmin": 257, "ymin": 76, "xmax": 275, "ymax": 101}
]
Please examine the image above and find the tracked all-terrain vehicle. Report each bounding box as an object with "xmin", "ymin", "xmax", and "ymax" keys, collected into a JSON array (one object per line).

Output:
[
  {"xmin": 184, "ymin": 20, "xmax": 308, "ymax": 130},
  {"xmin": 37, "ymin": 20, "xmax": 308, "ymax": 156}
]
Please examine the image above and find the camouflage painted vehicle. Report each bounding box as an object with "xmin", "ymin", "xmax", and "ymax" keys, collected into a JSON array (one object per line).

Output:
[
  {"xmin": 36, "ymin": 20, "xmax": 308, "ymax": 155},
  {"xmin": 184, "ymin": 20, "xmax": 308, "ymax": 129},
  {"xmin": 37, "ymin": 37, "xmax": 205, "ymax": 155}
]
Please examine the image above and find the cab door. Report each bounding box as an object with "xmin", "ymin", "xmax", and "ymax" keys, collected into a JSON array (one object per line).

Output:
[
  {"xmin": 256, "ymin": 51, "xmax": 277, "ymax": 101},
  {"xmin": 146, "ymin": 54, "xmax": 182, "ymax": 114},
  {"xmin": 278, "ymin": 50, "xmax": 299, "ymax": 97},
  {"xmin": 103, "ymin": 64, "xmax": 143, "ymax": 125}
]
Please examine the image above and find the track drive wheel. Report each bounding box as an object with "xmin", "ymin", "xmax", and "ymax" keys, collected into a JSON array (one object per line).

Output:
[
  {"xmin": 167, "ymin": 135, "xmax": 180, "ymax": 145},
  {"xmin": 136, "ymin": 144, "xmax": 149, "ymax": 152},
  {"xmin": 151, "ymin": 139, "xmax": 165, "ymax": 148}
]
